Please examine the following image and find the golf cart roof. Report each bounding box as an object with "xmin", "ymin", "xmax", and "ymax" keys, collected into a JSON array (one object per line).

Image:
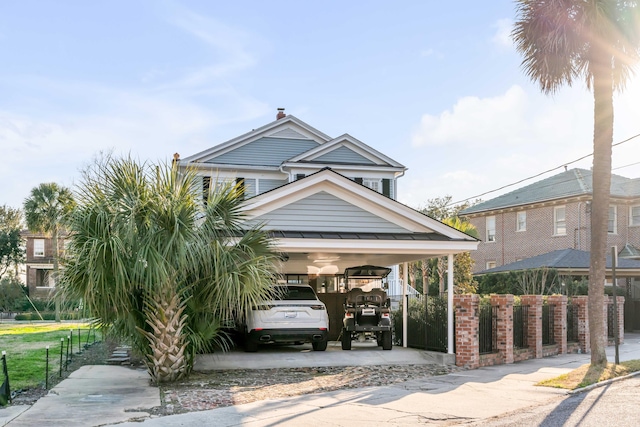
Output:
[{"xmin": 343, "ymin": 265, "xmax": 392, "ymax": 279}]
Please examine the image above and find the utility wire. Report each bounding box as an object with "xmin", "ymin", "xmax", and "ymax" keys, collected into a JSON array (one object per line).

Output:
[{"xmin": 448, "ymin": 132, "xmax": 640, "ymax": 207}]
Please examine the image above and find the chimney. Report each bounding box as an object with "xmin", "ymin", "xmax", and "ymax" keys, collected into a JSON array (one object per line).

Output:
[{"xmin": 276, "ymin": 107, "xmax": 286, "ymax": 120}]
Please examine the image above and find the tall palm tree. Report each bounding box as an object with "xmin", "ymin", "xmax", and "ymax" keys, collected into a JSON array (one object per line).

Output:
[
  {"xmin": 24, "ymin": 183, "xmax": 75, "ymax": 322},
  {"xmin": 61, "ymin": 155, "xmax": 279, "ymax": 383},
  {"xmin": 513, "ymin": 0, "xmax": 640, "ymax": 365}
]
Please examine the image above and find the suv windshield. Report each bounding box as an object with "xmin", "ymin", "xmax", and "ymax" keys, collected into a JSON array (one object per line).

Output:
[{"xmin": 274, "ymin": 285, "xmax": 317, "ymax": 301}]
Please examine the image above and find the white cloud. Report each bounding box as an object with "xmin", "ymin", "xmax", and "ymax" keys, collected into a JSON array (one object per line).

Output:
[{"xmin": 491, "ymin": 18, "xmax": 513, "ymax": 49}]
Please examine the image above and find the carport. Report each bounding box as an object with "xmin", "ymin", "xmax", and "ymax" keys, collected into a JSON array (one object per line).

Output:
[{"xmin": 241, "ymin": 168, "xmax": 479, "ymax": 353}]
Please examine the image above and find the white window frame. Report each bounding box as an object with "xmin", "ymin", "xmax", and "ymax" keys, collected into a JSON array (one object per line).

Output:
[
  {"xmin": 554, "ymin": 206, "xmax": 566, "ymax": 236},
  {"xmin": 486, "ymin": 216, "xmax": 496, "ymax": 242},
  {"xmin": 516, "ymin": 211, "xmax": 526, "ymax": 232},
  {"xmin": 486, "ymin": 261, "xmax": 496, "ymax": 270},
  {"xmin": 34, "ymin": 239, "xmax": 45, "ymax": 257},
  {"xmin": 630, "ymin": 205, "xmax": 640, "ymax": 227},
  {"xmin": 362, "ymin": 178, "xmax": 381, "ymax": 192},
  {"xmin": 608, "ymin": 205, "xmax": 617, "ymax": 234}
]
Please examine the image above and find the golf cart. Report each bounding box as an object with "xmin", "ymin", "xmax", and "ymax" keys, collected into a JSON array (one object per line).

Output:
[{"xmin": 341, "ymin": 265, "xmax": 393, "ymax": 351}]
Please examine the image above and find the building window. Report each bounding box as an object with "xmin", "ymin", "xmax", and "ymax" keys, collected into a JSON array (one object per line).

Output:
[
  {"xmin": 608, "ymin": 205, "xmax": 617, "ymax": 234},
  {"xmin": 486, "ymin": 261, "xmax": 496, "ymax": 270},
  {"xmin": 630, "ymin": 205, "xmax": 640, "ymax": 226},
  {"xmin": 362, "ymin": 178, "xmax": 381, "ymax": 192},
  {"xmin": 554, "ymin": 206, "xmax": 566, "ymax": 235},
  {"xmin": 486, "ymin": 216, "xmax": 496, "ymax": 242},
  {"xmin": 34, "ymin": 239, "xmax": 45, "ymax": 257},
  {"xmin": 516, "ymin": 211, "xmax": 526, "ymax": 232}
]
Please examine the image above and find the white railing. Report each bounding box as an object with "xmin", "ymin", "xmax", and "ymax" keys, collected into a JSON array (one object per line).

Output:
[{"xmin": 386, "ymin": 279, "xmax": 420, "ymax": 297}]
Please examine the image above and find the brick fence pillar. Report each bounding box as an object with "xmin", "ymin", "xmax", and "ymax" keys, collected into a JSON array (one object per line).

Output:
[
  {"xmin": 547, "ymin": 295, "xmax": 567, "ymax": 354},
  {"xmin": 572, "ymin": 296, "xmax": 590, "ymax": 354},
  {"xmin": 491, "ymin": 294, "xmax": 514, "ymax": 364},
  {"xmin": 455, "ymin": 294, "xmax": 480, "ymax": 369},
  {"xmin": 521, "ymin": 295, "xmax": 542, "ymax": 358}
]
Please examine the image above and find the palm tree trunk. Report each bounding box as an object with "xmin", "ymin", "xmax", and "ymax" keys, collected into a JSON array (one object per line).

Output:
[{"xmin": 588, "ymin": 60, "xmax": 614, "ymax": 366}]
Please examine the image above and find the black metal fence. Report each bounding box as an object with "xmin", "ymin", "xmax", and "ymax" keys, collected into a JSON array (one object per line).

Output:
[
  {"xmin": 395, "ymin": 295, "xmax": 451, "ymax": 352},
  {"xmin": 479, "ymin": 304, "xmax": 497, "ymax": 354},
  {"xmin": 542, "ymin": 304, "xmax": 555, "ymax": 345},
  {"xmin": 513, "ymin": 305, "xmax": 529, "ymax": 349},
  {"xmin": 566, "ymin": 303, "xmax": 579, "ymax": 343}
]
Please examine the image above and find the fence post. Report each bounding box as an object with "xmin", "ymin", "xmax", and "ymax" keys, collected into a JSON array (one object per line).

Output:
[
  {"xmin": 547, "ymin": 295, "xmax": 567, "ymax": 355},
  {"xmin": 454, "ymin": 294, "xmax": 480, "ymax": 369},
  {"xmin": 572, "ymin": 296, "xmax": 590, "ymax": 354},
  {"xmin": 45, "ymin": 346, "xmax": 49, "ymax": 390},
  {"xmin": 491, "ymin": 294, "xmax": 514, "ymax": 364},
  {"xmin": 521, "ymin": 295, "xmax": 542, "ymax": 358},
  {"xmin": 0, "ymin": 351, "xmax": 10, "ymax": 405},
  {"xmin": 616, "ymin": 296, "xmax": 625, "ymax": 344},
  {"xmin": 59, "ymin": 338, "xmax": 64, "ymax": 377}
]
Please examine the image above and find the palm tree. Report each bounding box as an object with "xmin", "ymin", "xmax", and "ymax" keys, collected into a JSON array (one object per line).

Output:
[
  {"xmin": 513, "ymin": 0, "xmax": 640, "ymax": 365},
  {"xmin": 61, "ymin": 155, "xmax": 280, "ymax": 383},
  {"xmin": 24, "ymin": 183, "xmax": 75, "ymax": 322}
]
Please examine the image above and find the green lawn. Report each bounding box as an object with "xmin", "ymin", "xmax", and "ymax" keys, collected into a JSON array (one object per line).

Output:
[{"xmin": 0, "ymin": 322, "xmax": 102, "ymax": 390}]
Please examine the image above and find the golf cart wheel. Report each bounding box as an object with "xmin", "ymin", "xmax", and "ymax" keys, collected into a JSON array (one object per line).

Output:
[
  {"xmin": 382, "ymin": 331, "xmax": 392, "ymax": 350},
  {"xmin": 341, "ymin": 329, "xmax": 352, "ymax": 350},
  {"xmin": 312, "ymin": 340, "xmax": 328, "ymax": 351}
]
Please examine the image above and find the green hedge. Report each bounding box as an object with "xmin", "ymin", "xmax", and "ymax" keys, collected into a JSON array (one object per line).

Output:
[{"xmin": 14, "ymin": 312, "xmax": 84, "ymax": 321}]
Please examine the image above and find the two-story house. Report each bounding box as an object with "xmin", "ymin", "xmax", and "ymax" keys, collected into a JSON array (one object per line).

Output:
[
  {"xmin": 177, "ymin": 109, "xmax": 479, "ymax": 343},
  {"xmin": 460, "ymin": 168, "xmax": 640, "ymax": 273},
  {"xmin": 21, "ymin": 231, "xmax": 67, "ymax": 297}
]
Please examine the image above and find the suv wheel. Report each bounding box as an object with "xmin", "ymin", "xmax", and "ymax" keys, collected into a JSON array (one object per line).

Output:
[
  {"xmin": 312, "ymin": 340, "xmax": 328, "ymax": 351},
  {"xmin": 341, "ymin": 329, "xmax": 352, "ymax": 350},
  {"xmin": 381, "ymin": 331, "xmax": 392, "ymax": 350},
  {"xmin": 244, "ymin": 334, "xmax": 258, "ymax": 352}
]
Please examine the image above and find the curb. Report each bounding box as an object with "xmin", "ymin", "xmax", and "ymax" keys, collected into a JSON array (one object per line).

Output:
[{"xmin": 567, "ymin": 370, "xmax": 640, "ymax": 395}]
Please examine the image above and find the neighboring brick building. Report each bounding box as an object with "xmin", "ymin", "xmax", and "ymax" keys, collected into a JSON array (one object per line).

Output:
[
  {"xmin": 21, "ymin": 231, "xmax": 67, "ymax": 297},
  {"xmin": 460, "ymin": 168, "xmax": 640, "ymax": 273}
]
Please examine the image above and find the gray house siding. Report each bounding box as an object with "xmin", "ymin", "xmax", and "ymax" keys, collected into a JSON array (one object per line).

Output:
[
  {"xmin": 208, "ymin": 137, "xmax": 319, "ymax": 166},
  {"xmin": 313, "ymin": 146, "xmax": 377, "ymax": 165},
  {"xmin": 244, "ymin": 178, "xmax": 257, "ymax": 198},
  {"xmin": 258, "ymin": 178, "xmax": 288, "ymax": 194},
  {"xmin": 248, "ymin": 191, "xmax": 410, "ymax": 233}
]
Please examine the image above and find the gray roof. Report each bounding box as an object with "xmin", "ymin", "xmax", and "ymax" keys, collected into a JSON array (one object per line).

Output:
[
  {"xmin": 461, "ymin": 168, "xmax": 640, "ymax": 215},
  {"xmin": 478, "ymin": 248, "xmax": 640, "ymax": 274}
]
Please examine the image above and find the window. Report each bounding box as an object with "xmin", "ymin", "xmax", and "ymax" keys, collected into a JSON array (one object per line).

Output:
[
  {"xmin": 486, "ymin": 261, "xmax": 496, "ymax": 270},
  {"xmin": 486, "ymin": 216, "xmax": 496, "ymax": 242},
  {"xmin": 554, "ymin": 206, "xmax": 566, "ymax": 235},
  {"xmin": 608, "ymin": 205, "xmax": 617, "ymax": 234},
  {"xmin": 34, "ymin": 239, "xmax": 45, "ymax": 257},
  {"xmin": 631, "ymin": 205, "xmax": 640, "ymax": 226},
  {"xmin": 516, "ymin": 211, "xmax": 526, "ymax": 232},
  {"xmin": 362, "ymin": 178, "xmax": 381, "ymax": 192}
]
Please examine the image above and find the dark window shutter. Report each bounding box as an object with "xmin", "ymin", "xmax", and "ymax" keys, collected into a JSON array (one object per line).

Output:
[
  {"xmin": 203, "ymin": 176, "xmax": 211, "ymax": 205},
  {"xmin": 354, "ymin": 177, "xmax": 363, "ymax": 185},
  {"xmin": 382, "ymin": 179, "xmax": 391, "ymax": 197},
  {"xmin": 296, "ymin": 174, "xmax": 305, "ymax": 181},
  {"xmin": 236, "ymin": 177, "xmax": 245, "ymax": 200}
]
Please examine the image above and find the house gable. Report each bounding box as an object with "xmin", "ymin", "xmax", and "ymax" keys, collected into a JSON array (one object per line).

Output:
[
  {"xmin": 181, "ymin": 115, "xmax": 330, "ymax": 165},
  {"xmin": 286, "ymin": 134, "xmax": 405, "ymax": 169},
  {"xmin": 247, "ymin": 191, "xmax": 411, "ymax": 233},
  {"xmin": 242, "ymin": 168, "xmax": 475, "ymax": 241}
]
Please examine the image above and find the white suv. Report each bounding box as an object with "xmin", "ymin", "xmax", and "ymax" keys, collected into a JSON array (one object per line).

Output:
[{"xmin": 244, "ymin": 284, "xmax": 329, "ymax": 352}]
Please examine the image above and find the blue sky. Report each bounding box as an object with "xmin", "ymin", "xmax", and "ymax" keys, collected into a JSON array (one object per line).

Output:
[{"xmin": 2, "ymin": 1, "xmax": 640, "ymax": 210}]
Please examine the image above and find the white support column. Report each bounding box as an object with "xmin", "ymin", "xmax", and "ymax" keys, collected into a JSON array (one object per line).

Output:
[
  {"xmin": 447, "ymin": 254, "xmax": 454, "ymax": 354},
  {"xmin": 402, "ymin": 262, "xmax": 408, "ymax": 348}
]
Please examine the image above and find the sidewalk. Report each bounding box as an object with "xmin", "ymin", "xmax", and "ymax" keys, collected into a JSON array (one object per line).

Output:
[{"xmin": 2, "ymin": 335, "xmax": 640, "ymax": 426}]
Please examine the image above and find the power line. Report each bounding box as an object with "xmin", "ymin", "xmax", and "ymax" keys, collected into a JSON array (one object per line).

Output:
[{"xmin": 448, "ymin": 132, "xmax": 640, "ymax": 207}]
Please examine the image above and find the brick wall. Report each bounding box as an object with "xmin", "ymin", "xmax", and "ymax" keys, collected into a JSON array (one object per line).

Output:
[{"xmin": 454, "ymin": 294, "xmax": 624, "ymax": 368}]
